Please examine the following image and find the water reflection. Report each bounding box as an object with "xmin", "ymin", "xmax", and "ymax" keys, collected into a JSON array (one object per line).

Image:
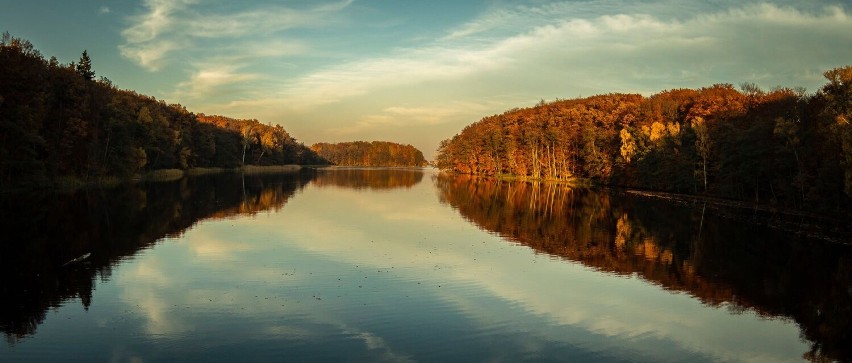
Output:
[
  {"xmin": 435, "ymin": 174, "xmax": 852, "ymax": 362},
  {"xmin": 0, "ymin": 172, "xmax": 313, "ymax": 342},
  {"xmin": 312, "ymin": 167, "xmax": 424, "ymax": 190},
  {"xmin": 1, "ymin": 169, "xmax": 849, "ymax": 362}
]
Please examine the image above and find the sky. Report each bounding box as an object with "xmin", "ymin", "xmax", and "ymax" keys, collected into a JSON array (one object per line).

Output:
[{"xmin": 3, "ymin": 0, "xmax": 852, "ymax": 160}]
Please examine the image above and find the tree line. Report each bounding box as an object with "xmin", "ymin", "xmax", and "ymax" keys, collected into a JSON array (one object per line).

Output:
[
  {"xmin": 311, "ymin": 141, "xmax": 427, "ymax": 167},
  {"xmin": 436, "ymin": 67, "xmax": 852, "ymax": 216},
  {"xmin": 0, "ymin": 33, "xmax": 325, "ymax": 189}
]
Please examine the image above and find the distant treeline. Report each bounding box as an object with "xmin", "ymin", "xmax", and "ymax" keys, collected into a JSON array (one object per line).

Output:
[
  {"xmin": 436, "ymin": 67, "xmax": 852, "ymax": 216},
  {"xmin": 311, "ymin": 141, "xmax": 427, "ymax": 167},
  {"xmin": 0, "ymin": 34, "xmax": 325, "ymax": 188}
]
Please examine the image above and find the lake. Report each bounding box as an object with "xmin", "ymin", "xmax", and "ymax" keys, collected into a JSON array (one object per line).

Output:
[{"xmin": 1, "ymin": 168, "xmax": 849, "ymax": 362}]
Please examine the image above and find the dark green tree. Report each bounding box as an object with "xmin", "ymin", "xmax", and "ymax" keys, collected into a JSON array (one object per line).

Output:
[{"xmin": 76, "ymin": 50, "xmax": 94, "ymax": 81}]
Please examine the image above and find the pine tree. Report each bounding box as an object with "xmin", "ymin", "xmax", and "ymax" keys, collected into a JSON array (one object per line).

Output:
[{"xmin": 76, "ymin": 50, "xmax": 94, "ymax": 81}]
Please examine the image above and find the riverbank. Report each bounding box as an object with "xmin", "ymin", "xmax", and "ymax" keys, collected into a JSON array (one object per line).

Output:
[
  {"xmin": 0, "ymin": 165, "xmax": 303, "ymax": 193},
  {"xmin": 437, "ymin": 170, "xmax": 593, "ymax": 187},
  {"xmin": 319, "ymin": 165, "xmax": 431, "ymax": 171},
  {"xmin": 139, "ymin": 165, "xmax": 302, "ymax": 182}
]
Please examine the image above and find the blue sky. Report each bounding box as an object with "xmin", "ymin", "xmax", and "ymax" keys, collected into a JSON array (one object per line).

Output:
[{"xmin": 3, "ymin": 0, "xmax": 852, "ymax": 159}]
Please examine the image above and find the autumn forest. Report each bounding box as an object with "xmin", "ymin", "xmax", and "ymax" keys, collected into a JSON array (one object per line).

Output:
[
  {"xmin": 436, "ymin": 66, "xmax": 852, "ymax": 217},
  {"xmin": 311, "ymin": 141, "xmax": 427, "ymax": 167},
  {"xmin": 3, "ymin": 33, "xmax": 852, "ymax": 219}
]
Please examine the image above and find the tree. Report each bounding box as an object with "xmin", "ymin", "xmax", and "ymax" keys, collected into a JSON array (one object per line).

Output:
[
  {"xmin": 76, "ymin": 50, "xmax": 94, "ymax": 81},
  {"xmin": 241, "ymin": 126, "xmax": 254, "ymax": 165},
  {"xmin": 819, "ymin": 66, "xmax": 852, "ymax": 197},
  {"xmin": 774, "ymin": 116, "xmax": 805, "ymax": 201},
  {"xmin": 692, "ymin": 117, "xmax": 711, "ymax": 192},
  {"xmin": 619, "ymin": 128, "xmax": 637, "ymax": 164}
]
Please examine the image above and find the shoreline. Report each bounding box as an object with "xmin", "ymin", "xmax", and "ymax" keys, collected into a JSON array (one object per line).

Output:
[
  {"xmin": 0, "ymin": 165, "xmax": 303, "ymax": 193},
  {"xmin": 436, "ymin": 170, "xmax": 593, "ymax": 187},
  {"xmin": 318, "ymin": 165, "xmax": 432, "ymax": 171}
]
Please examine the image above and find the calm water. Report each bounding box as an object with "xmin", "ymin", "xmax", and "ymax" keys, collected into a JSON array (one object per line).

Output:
[{"xmin": 1, "ymin": 168, "xmax": 849, "ymax": 362}]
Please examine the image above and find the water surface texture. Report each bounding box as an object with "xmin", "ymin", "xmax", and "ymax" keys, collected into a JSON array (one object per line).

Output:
[{"xmin": 1, "ymin": 169, "xmax": 849, "ymax": 362}]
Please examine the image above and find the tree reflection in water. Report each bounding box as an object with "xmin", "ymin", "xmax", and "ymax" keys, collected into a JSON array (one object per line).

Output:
[
  {"xmin": 2, "ymin": 170, "xmax": 848, "ymax": 361},
  {"xmin": 0, "ymin": 171, "xmax": 314, "ymax": 343},
  {"xmin": 436, "ymin": 174, "xmax": 851, "ymax": 362},
  {"xmin": 311, "ymin": 167, "xmax": 424, "ymax": 190}
]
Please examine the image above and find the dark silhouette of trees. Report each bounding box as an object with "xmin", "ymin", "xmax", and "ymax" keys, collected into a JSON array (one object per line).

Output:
[
  {"xmin": 196, "ymin": 114, "xmax": 327, "ymax": 167},
  {"xmin": 311, "ymin": 141, "xmax": 427, "ymax": 167},
  {"xmin": 436, "ymin": 73, "xmax": 852, "ymax": 217},
  {"xmin": 0, "ymin": 34, "xmax": 324, "ymax": 189}
]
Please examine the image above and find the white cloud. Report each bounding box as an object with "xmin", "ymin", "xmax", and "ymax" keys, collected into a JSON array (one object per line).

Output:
[
  {"xmin": 442, "ymin": 7, "xmax": 517, "ymax": 40},
  {"xmin": 121, "ymin": 0, "xmax": 195, "ymax": 43},
  {"xmin": 119, "ymin": 0, "xmax": 197, "ymax": 70},
  {"xmin": 119, "ymin": 39, "xmax": 182, "ymax": 72},
  {"xmin": 174, "ymin": 64, "xmax": 260, "ymax": 100},
  {"xmin": 278, "ymin": 44, "xmax": 513, "ymax": 110},
  {"xmin": 183, "ymin": 6, "xmax": 342, "ymax": 39},
  {"xmin": 98, "ymin": 6, "xmax": 110, "ymax": 15},
  {"xmin": 119, "ymin": 0, "xmax": 351, "ymax": 71}
]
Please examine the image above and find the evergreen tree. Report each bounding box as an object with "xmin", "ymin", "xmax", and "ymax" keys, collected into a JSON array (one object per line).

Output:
[{"xmin": 76, "ymin": 50, "xmax": 94, "ymax": 81}]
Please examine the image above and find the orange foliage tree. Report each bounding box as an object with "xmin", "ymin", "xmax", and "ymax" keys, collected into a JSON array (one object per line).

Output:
[{"xmin": 437, "ymin": 72, "xmax": 852, "ymax": 216}]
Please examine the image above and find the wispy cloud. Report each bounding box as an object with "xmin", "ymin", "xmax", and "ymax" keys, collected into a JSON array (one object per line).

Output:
[
  {"xmin": 119, "ymin": 0, "xmax": 351, "ymax": 71},
  {"xmin": 442, "ymin": 7, "xmax": 517, "ymax": 40},
  {"xmin": 98, "ymin": 6, "xmax": 110, "ymax": 15},
  {"xmin": 119, "ymin": 0, "xmax": 196, "ymax": 70},
  {"xmin": 174, "ymin": 64, "xmax": 260, "ymax": 100},
  {"xmin": 181, "ymin": 6, "xmax": 346, "ymax": 39},
  {"xmin": 171, "ymin": 39, "xmax": 308, "ymax": 101},
  {"xmin": 278, "ymin": 44, "xmax": 513, "ymax": 110}
]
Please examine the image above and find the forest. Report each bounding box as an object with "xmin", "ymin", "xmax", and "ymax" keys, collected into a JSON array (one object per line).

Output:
[
  {"xmin": 436, "ymin": 67, "xmax": 852, "ymax": 216},
  {"xmin": 0, "ymin": 34, "xmax": 325, "ymax": 189},
  {"xmin": 311, "ymin": 141, "xmax": 427, "ymax": 167}
]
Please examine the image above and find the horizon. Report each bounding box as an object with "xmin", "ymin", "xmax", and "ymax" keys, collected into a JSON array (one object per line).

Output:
[{"xmin": 4, "ymin": 0, "xmax": 852, "ymax": 160}]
